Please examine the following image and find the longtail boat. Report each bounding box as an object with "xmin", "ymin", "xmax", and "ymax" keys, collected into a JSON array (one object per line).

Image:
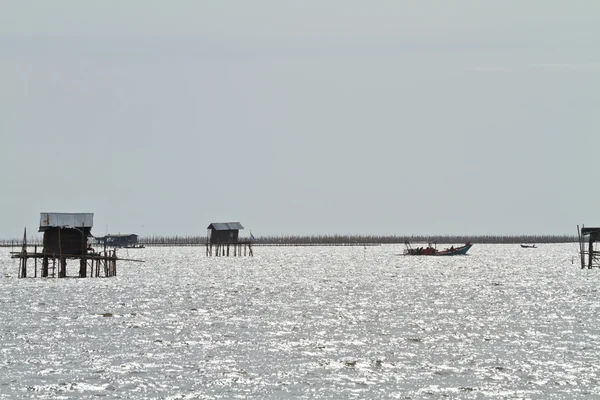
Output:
[{"xmin": 404, "ymin": 242, "xmax": 472, "ymax": 256}]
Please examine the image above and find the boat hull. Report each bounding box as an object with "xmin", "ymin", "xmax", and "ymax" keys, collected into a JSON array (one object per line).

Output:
[
  {"xmin": 436, "ymin": 244, "xmax": 472, "ymax": 256},
  {"xmin": 404, "ymin": 243, "xmax": 472, "ymax": 256}
]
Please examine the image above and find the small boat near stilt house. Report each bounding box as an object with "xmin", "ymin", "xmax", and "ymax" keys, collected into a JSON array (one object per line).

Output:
[{"xmin": 404, "ymin": 242, "xmax": 473, "ymax": 256}]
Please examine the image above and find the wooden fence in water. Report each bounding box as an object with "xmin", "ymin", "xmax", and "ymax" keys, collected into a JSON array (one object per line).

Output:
[{"xmin": 1, "ymin": 234, "xmax": 578, "ymax": 248}]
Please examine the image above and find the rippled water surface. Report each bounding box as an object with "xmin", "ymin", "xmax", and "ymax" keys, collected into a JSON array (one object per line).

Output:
[{"xmin": 1, "ymin": 244, "xmax": 599, "ymax": 399}]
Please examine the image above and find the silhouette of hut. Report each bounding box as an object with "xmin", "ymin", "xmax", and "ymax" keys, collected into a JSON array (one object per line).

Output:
[
  {"xmin": 207, "ymin": 222, "xmax": 244, "ymax": 244},
  {"xmin": 96, "ymin": 234, "xmax": 139, "ymax": 248},
  {"xmin": 39, "ymin": 212, "xmax": 93, "ymax": 257},
  {"xmin": 205, "ymin": 222, "xmax": 252, "ymax": 256}
]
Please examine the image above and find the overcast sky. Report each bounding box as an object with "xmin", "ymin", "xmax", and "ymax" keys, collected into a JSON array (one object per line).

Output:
[{"xmin": 1, "ymin": 1, "xmax": 599, "ymax": 238}]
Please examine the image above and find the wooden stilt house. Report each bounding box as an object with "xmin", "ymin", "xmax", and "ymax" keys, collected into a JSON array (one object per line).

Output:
[
  {"xmin": 206, "ymin": 222, "xmax": 252, "ymax": 256},
  {"xmin": 40, "ymin": 212, "xmax": 93, "ymax": 257},
  {"xmin": 96, "ymin": 234, "xmax": 141, "ymax": 248},
  {"xmin": 11, "ymin": 212, "xmax": 140, "ymax": 278}
]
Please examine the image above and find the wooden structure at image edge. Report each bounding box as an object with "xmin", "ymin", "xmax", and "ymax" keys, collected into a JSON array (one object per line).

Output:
[
  {"xmin": 577, "ymin": 225, "xmax": 600, "ymax": 269},
  {"xmin": 206, "ymin": 222, "xmax": 253, "ymax": 257},
  {"xmin": 12, "ymin": 213, "xmax": 142, "ymax": 278}
]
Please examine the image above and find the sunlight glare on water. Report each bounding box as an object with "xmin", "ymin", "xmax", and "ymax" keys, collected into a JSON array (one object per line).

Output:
[{"xmin": 0, "ymin": 243, "xmax": 599, "ymax": 399}]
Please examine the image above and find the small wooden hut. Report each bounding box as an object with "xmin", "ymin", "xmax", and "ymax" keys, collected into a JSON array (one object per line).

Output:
[
  {"xmin": 578, "ymin": 225, "xmax": 600, "ymax": 269},
  {"xmin": 206, "ymin": 222, "xmax": 252, "ymax": 256},
  {"xmin": 40, "ymin": 212, "xmax": 93, "ymax": 258}
]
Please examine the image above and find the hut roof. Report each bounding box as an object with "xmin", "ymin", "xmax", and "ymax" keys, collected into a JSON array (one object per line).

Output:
[
  {"xmin": 207, "ymin": 222, "xmax": 244, "ymax": 231},
  {"xmin": 39, "ymin": 212, "xmax": 94, "ymax": 232},
  {"xmin": 581, "ymin": 227, "xmax": 600, "ymax": 236},
  {"xmin": 103, "ymin": 234, "xmax": 138, "ymax": 238}
]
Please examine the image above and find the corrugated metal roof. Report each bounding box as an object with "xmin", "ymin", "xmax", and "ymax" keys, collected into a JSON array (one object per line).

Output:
[
  {"xmin": 39, "ymin": 212, "xmax": 94, "ymax": 229},
  {"xmin": 207, "ymin": 222, "xmax": 244, "ymax": 231}
]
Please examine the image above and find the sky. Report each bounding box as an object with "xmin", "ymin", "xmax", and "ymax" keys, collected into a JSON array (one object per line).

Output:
[{"xmin": 1, "ymin": 1, "xmax": 599, "ymax": 238}]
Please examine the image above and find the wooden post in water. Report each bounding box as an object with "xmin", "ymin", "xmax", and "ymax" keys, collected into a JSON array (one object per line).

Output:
[
  {"xmin": 19, "ymin": 255, "xmax": 26, "ymax": 278},
  {"xmin": 103, "ymin": 252, "xmax": 108, "ymax": 276},
  {"xmin": 80, "ymin": 258, "xmax": 86, "ymax": 278},
  {"xmin": 42, "ymin": 256, "xmax": 49, "ymax": 277},
  {"xmin": 57, "ymin": 227, "xmax": 62, "ymax": 278},
  {"xmin": 113, "ymin": 249, "xmax": 117, "ymax": 276},
  {"xmin": 589, "ymin": 237, "xmax": 594, "ymax": 269},
  {"xmin": 578, "ymin": 225, "xmax": 585, "ymax": 269},
  {"xmin": 19, "ymin": 228, "xmax": 27, "ymax": 278}
]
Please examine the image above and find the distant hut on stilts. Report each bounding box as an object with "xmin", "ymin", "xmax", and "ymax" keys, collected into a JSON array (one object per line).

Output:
[
  {"xmin": 206, "ymin": 222, "xmax": 252, "ymax": 256},
  {"xmin": 95, "ymin": 234, "xmax": 142, "ymax": 248}
]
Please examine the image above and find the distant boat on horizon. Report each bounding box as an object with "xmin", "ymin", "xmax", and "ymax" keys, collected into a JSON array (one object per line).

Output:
[{"xmin": 520, "ymin": 244, "xmax": 537, "ymax": 248}]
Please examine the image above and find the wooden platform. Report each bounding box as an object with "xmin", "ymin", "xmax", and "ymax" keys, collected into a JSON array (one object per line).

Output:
[{"xmin": 11, "ymin": 245, "xmax": 142, "ymax": 278}]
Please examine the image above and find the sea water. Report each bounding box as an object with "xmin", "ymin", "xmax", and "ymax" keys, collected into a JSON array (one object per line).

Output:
[{"xmin": 0, "ymin": 243, "xmax": 598, "ymax": 399}]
